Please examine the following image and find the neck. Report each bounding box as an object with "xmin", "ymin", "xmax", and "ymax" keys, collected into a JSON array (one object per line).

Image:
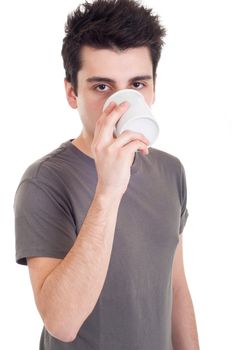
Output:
[
  {"xmin": 72, "ymin": 130, "xmax": 137, "ymax": 164},
  {"xmin": 72, "ymin": 130, "xmax": 94, "ymax": 159}
]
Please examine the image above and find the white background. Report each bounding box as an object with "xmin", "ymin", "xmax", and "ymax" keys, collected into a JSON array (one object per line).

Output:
[{"xmin": 0, "ymin": 0, "xmax": 231, "ymax": 348}]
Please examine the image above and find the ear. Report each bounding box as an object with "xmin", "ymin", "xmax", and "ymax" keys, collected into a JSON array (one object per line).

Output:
[{"xmin": 64, "ymin": 79, "xmax": 77, "ymax": 109}]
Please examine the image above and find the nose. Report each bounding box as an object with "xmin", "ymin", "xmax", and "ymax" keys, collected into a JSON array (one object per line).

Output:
[{"xmin": 111, "ymin": 87, "xmax": 135, "ymax": 96}]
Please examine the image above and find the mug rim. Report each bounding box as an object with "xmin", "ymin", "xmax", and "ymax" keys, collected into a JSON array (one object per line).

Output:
[{"xmin": 103, "ymin": 89, "xmax": 144, "ymax": 110}]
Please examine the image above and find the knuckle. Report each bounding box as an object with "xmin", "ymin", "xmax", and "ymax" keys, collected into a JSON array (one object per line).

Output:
[
  {"xmin": 121, "ymin": 130, "xmax": 131, "ymax": 136},
  {"xmin": 118, "ymin": 150, "xmax": 125, "ymax": 159},
  {"xmin": 92, "ymin": 143, "xmax": 101, "ymax": 153},
  {"xmin": 121, "ymin": 130, "xmax": 148, "ymax": 141},
  {"xmin": 103, "ymin": 117, "xmax": 112, "ymax": 126},
  {"xmin": 91, "ymin": 145, "xmax": 96, "ymax": 154},
  {"xmin": 134, "ymin": 132, "xmax": 146, "ymax": 140},
  {"xmin": 137, "ymin": 140, "xmax": 146, "ymax": 147},
  {"xmin": 96, "ymin": 118, "xmax": 102, "ymax": 125},
  {"xmin": 133, "ymin": 132, "xmax": 149, "ymax": 144},
  {"xmin": 105, "ymin": 145, "xmax": 113, "ymax": 155},
  {"xmin": 95, "ymin": 145, "xmax": 103, "ymax": 153}
]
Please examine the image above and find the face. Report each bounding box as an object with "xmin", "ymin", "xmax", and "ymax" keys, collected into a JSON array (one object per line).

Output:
[{"xmin": 65, "ymin": 45, "xmax": 155, "ymax": 140}]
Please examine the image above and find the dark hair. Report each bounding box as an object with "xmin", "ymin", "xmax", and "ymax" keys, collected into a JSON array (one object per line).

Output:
[{"xmin": 61, "ymin": 0, "xmax": 166, "ymax": 95}]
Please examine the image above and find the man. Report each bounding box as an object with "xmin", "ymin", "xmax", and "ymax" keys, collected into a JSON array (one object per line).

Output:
[{"xmin": 14, "ymin": 0, "xmax": 200, "ymax": 349}]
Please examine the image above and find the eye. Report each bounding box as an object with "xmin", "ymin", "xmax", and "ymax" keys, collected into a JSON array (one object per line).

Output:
[
  {"xmin": 95, "ymin": 84, "xmax": 110, "ymax": 92},
  {"xmin": 132, "ymin": 82, "xmax": 145, "ymax": 89}
]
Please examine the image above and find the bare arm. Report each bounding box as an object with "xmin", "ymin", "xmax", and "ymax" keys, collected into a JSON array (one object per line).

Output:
[
  {"xmin": 172, "ymin": 235, "xmax": 200, "ymax": 349},
  {"xmin": 28, "ymin": 100, "xmax": 149, "ymax": 342},
  {"xmin": 28, "ymin": 187, "xmax": 121, "ymax": 342}
]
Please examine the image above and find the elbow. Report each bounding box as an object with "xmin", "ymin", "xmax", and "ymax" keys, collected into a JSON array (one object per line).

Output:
[
  {"xmin": 43, "ymin": 318, "xmax": 80, "ymax": 343},
  {"xmin": 38, "ymin": 298, "xmax": 92, "ymax": 342},
  {"xmin": 52, "ymin": 330, "xmax": 78, "ymax": 343}
]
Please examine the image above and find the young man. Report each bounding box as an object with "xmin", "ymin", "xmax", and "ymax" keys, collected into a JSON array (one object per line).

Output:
[{"xmin": 14, "ymin": 0, "xmax": 200, "ymax": 349}]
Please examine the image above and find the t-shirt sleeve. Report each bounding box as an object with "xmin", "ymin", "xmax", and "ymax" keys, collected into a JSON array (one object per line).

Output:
[
  {"xmin": 14, "ymin": 179, "xmax": 77, "ymax": 265},
  {"xmin": 179, "ymin": 162, "xmax": 189, "ymax": 234}
]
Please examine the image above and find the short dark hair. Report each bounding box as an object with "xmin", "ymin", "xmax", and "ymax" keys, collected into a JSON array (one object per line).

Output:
[{"xmin": 61, "ymin": 0, "xmax": 166, "ymax": 95}]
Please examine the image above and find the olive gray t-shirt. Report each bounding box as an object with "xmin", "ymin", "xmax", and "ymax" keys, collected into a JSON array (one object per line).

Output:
[{"xmin": 14, "ymin": 140, "xmax": 189, "ymax": 350}]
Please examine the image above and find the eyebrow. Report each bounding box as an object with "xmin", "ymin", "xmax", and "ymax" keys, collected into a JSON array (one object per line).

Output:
[{"xmin": 86, "ymin": 75, "xmax": 152, "ymax": 84}]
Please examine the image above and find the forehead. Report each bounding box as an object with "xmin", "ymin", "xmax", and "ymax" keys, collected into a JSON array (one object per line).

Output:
[{"xmin": 79, "ymin": 45, "xmax": 153, "ymax": 78}]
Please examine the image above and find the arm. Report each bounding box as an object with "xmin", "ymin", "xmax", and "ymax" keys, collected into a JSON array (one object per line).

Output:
[
  {"xmin": 28, "ymin": 188, "xmax": 122, "ymax": 342},
  {"xmin": 27, "ymin": 101, "xmax": 149, "ymax": 343},
  {"xmin": 171, "ymin": 235, "xmax": 200, "ymax": 350}
]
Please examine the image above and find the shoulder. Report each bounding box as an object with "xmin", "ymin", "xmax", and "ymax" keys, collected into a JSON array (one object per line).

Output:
[
  {"xmin": 14, "ymin": 140, "xmax": 76, "ymax": 214},
  {"xmin": 14, "ymin": 140, "xmax": 75, "ymax": 206},
  {"xmin": 148, "ymin": 147, "xmax": 184, "ymax": 173},
  {"xmin": 17, "ymin": 140, "xmax": 72, "ymax": 186}
]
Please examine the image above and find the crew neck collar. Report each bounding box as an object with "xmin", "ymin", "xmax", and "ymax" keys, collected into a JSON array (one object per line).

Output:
[{"xmin": 64, "ymin": 139, "xmax": 141, "ymax": 174}]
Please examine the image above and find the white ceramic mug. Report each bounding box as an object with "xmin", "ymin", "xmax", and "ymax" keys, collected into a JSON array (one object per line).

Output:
[{"xmin": 103, "ymin": 89, "xmax": 159, "ymax": 146}]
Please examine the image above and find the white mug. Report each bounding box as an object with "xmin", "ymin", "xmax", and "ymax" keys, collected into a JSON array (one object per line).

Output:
[{"xmin": 103, "ymin": 89, "xmax": 159, "ymax": 146}]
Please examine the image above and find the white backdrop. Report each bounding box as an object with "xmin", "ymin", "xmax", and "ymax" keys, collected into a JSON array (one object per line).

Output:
[{"xmin": 0, "ymin": 0, "xmax": 231, "ymax": 349}]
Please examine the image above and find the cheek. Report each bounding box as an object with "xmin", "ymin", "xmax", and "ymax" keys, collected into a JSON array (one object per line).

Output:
[
  {"xmin": 144, "ymin": 91, "xmax": 155, "ymax": 107},
  {"xmin": 89, "ymin": 99, "xmax": 104, "ymax": 121},
  {"xmin": 78, "ymin": 94, "xmax": 104, "ymax": 124},
  {"xmin": 88, "ymin": 93, "xmax": 111, "ymax": 119}
]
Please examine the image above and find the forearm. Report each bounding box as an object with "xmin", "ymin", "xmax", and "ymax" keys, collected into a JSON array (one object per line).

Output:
[
  {"xmin": 172, "ymin": 285, "xmax": 200, "ymax": 350},
  {"xmin": 39, "ymin": 187, "xmax": 122, "ymax": 341}
]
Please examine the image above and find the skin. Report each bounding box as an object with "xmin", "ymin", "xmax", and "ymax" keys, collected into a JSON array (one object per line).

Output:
[
  {"xmin": 28, "ymin": 45, "xmax": 200, "ymax": 347},
  {"xmin": 64, "ymin": 45, "xmax": 155, "ymax": 157}
]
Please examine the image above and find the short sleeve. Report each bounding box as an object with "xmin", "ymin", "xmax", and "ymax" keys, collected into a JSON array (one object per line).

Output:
[
  {"xmin": 14, "ymin": 179, "xmax": 77, "ymax": 265},
  {"xmin": 179, "ymin": 162, "xmax": 189, "ymax": 234}
]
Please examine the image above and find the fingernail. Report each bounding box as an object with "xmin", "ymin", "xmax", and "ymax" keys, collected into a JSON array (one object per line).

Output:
[
  {"xmin": 120, "ymin": 101, "xmax": 129, "ymax": 107},
  {"xmin": 108, "ymin": 101, "xmax": 116, "ymax": 108}
]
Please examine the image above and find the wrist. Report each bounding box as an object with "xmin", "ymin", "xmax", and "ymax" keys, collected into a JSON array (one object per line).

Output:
[{"xmin": 94, "ymin": 184, "xmax": 123, "ymax": 204}]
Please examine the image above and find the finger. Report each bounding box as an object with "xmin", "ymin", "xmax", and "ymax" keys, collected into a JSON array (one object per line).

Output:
[
  {"xmin": 121, "ymin": 139, "xmax": 149, "ymax": 156},
  {"xmin": 92, "ymin": 101, "xmax": 117, "ymax": 145},
  {"xmin": 111, "ymin": 130, "xmax": 150, "ymax": 148},
  {"xmin": 98, "ymin": 101, "xmax": 129, "ymax": 130},
  {"xmin": 102, "ymin": 101, "xmax": 117, "ymax": 114},
  {"xmin": 94, "ymin": 101, "xmax": 130, "ymax": 145},
  {"xmin": 94, "ymin": 101, "xmax": 117, "ymax": 135},
  {"xmin": 107, "ymin": 101, "xmax": 130, "ymax": 126}
]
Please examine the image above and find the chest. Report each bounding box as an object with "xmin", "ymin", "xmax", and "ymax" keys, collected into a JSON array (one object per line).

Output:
[{"xmin": 102, "ymin": 170, "xmax": 181, "ymax": 299}]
